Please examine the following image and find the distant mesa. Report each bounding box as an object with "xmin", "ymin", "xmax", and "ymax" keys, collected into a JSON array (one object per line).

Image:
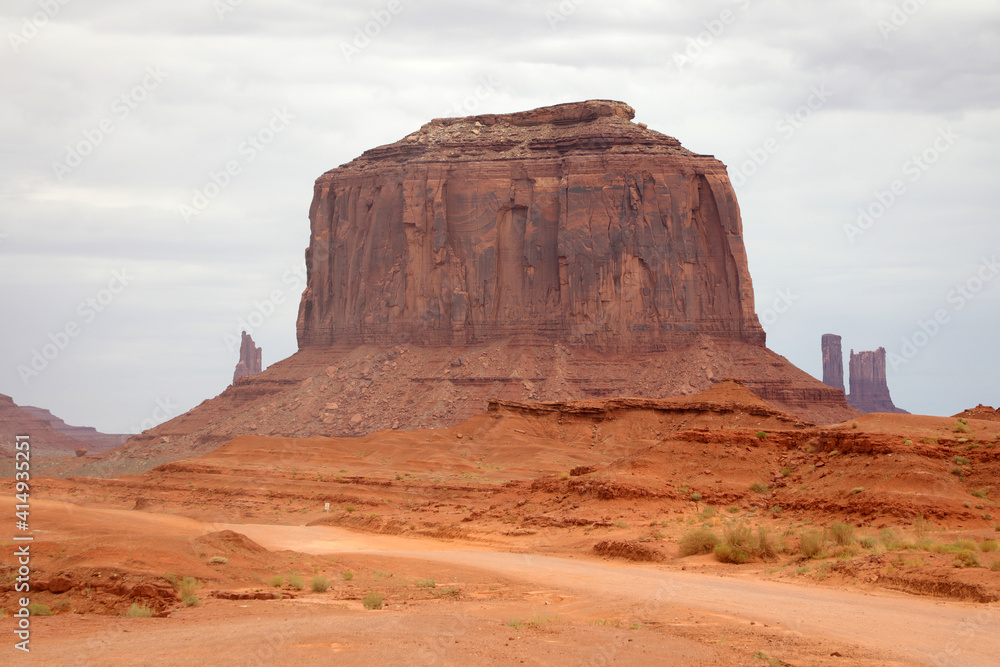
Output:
[
  {"xmin": 112, "ymin": 100, "xmax": 858, "ymax": 465},
  {"xmin": 820, "ymin": 336, "xmax": 908, "ymax": 414},
  {"xmin": 0, "ymin": 393, "xmax": 127, "ymax": 457},
  {"xmin": 232, "ymin": 331, "xmax": 262, "ymax": 384}
]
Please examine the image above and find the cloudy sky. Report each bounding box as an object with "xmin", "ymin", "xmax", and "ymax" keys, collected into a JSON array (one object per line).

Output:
[{"xmin": 2, "ymin": 0, "xmax": 998, "ymax": 434}]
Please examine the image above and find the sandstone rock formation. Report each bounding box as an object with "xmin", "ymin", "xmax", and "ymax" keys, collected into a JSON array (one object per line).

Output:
[
  {"xmin": 233, "ymin": 331, "xmax": 262, "ymax": 384},
  {"xmin": 21, "ymin": 405, "xmax": 128, "ymax": 452},
  {"xmin": 954, "ymin": 405, "xmax": 1000, "ymax": 422},
  {"xmin": 821, "ymin": 334, "xmax": 845, "ymax": 394},
  {"xmin": 298, "ymin": 100, "xmax": 763, "ymax": 352},
  {"xmin": 112, "ymin": 100, "xmax": 859, "ymax": 465},
  {"xmin": 0, "ymin": 393, "xmax": 126, "ymax": 456},
  {"xmin": 847, "ymin": 348, "xmax": 908, "ymax": 414}
]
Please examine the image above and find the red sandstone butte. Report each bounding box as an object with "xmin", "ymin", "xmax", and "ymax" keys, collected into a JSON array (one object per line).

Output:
[
  {"xmin": 821, "ymin": 334, "xmax": 845, "ymax": 394},
  {"xmin": 847, "ymin": 348, "xmax": 908, "ymax": 414},
  {"xmin": 111, "ymin": 101, "xmax": 857, "ymax": 463}
]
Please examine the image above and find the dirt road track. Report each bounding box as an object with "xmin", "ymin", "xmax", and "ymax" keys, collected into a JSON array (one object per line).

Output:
[{"xmin": 229, "ymin": 523, "xmax": 1000, "ymax": 667}]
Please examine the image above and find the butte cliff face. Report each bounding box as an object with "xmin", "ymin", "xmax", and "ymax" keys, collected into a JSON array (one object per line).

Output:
[
  {"xmin": 110, "ymin": 101, "xmax": 858, "ymax": 467},
  {"xmin": 297, "ymin": 100, "xmax": 763, "ymax": 353},
  {"xmin": 847, "ymin": 348, "xmax": 908, "ymax": 414},
  {"xmin": 821, "ymin": 334, "xmax": 845, "ymax": 394}
]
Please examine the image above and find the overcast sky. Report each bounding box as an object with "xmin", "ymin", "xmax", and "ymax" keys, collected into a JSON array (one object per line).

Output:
[{"xmin": 2, "ymin": 0, "xmax": 998, "ymax": 434}]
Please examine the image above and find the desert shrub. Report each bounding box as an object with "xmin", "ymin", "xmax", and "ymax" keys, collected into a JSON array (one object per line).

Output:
[
  {"xmin": 678, "ymin": 529, "xmax": 720, "ymax": 557},
  {"xmin": 979, "ymin": 540, "xmax": 998, "ymax": 553},
  {"xmin": 954, "ymin": 421, "xmax": 971, "ymax": 434},
  {"xmin": 953, "ymin": 550, "xmax": 981, "ymax": 568},
  {"xmin": 755, "ymin": 431, "xmax": 768, "ymax": 440},
  {"xmin": 971, "ymin": 489, "xmax": 990, "ymax": 499},
  {"xmin": 726, "ymin": 505, "xmax": 740, "ymax": 514},
  {"xmin": 799, "ymin": 530, "xmax": 825, "ymax": 558},
  {"xmin": 991, "ymin": 559, "xmax": 1000, "ymax": 572},
  {"xmin": 749, "ymin": 482, "xmax": 770, "ymax": 494},
  {"xmin": 345, "ymin": 505, "xmax": 356, "ymax": 513},
  {"xmin": 780, "ymin": 467, "xmax": 793, "ymax": 477},
  {"xmin": 951, "ymin": 467, "xmax": 964, "ymax": 477},
  {"xmin": 913, "ymin": 515, "xmax": 931, "ymax": 538},
  {"xmin": 182, "ymin": 595, "xmax": 201, "ymax": 607},
  {"xmin": 713, "ymin": 523, "xmax": 777, "ymax": 563},
  {"xmin": 699, "ymin": 506, "xmax": 717, "ymax": 519},
  {"xmin": 903, "ymin": 439, "xmax": 913, "ymax": 446},
  {"xmin": 27, "ymin": 603, "xmax": 52, "ymax": 616},
  {"xmin": 342, "ymin": 572, "xmax": 354, "ymax": 581},
  {"xmin": 690, "ymin": 492, "xmax": 703, "ymax": 503},
  {"xmin": 849, "ymin": 487, "xmax": 864, "ymax": 495},
  {"xmin": 125, "ymin": 603, "xmax": 153, "ymax": 618},
  {"xmin": 829, "ymin": 521, "xmax": 856, "ymax": 546},
  {"xmin": 415, "ymin": 579, "xmax": 436, "ymax": 588},
  {"xmin": 177, "ymin": 577, "xmax": 200, "ymax": 600},
  {"xmin": 613, "ymin": 519, "xmax": 628, "ymax": 529},
  {"xmin": 859, "ymin": 535, "xmax": 879, "ymax": 549},
  {"xmin": 209, "ymin": 556, "xmax": 227, "ymax": 565},
  {"xmin": 955, "ymin": 539, "xmax": 978, "ymax": 551},
  {"xmin": 954, "ymin": 456, "xmax": 970, "ymax": 466},
  {"xmin": 269, "ymin": 575, "xmax": 284, "ymax": 587},
  {"xmin": 288, "ymin": 574, "xmax": 304, "ymax": 590},
  {"xmin": 311, "ymin": 576, "xmax": 330, "ymax": 593},
  {"xmin": 363, "ymin": 592, "xmax": 384, "ymax": 610}
]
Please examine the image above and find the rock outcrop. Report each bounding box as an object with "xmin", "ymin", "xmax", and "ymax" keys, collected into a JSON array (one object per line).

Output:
[
  {"xmin": 20, "ymin": 406, "xmax": 128, "ymax": 452},
  {"xmin": 0, "ymin": 394, "xmax": 126, "ymax": 456},
  {"xmin": 297, "ymin": 100, "xmax": 763, "ymax": 352},
  {"xmin": 821, "ymin": 334, "xmax": 845, "ymax": 394},
  {"xmin": 111, "ymin": 101, "xmax": 859, "ymax": 465},
  {"xmin": 847, "ymin": 348, "xmax": 908, "ymax": 414},
  {"xmin": 954, "ymin": 405, "xmax": 1000, "ymax": 422},
  {"xmin": 233, "ymin": 332, "xmax": 262, "ymax": 384}
]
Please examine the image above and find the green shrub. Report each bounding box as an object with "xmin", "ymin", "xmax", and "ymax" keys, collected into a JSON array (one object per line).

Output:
[
  {"xmin": 951, "ymin": 467, "xmax": 965, "ymax": 477},
  {"xmin": 311, "ymin": 576, "xmax": 330, "ymax": 593},
  {"xmin": 726, "ymin": 505, "xmax": 740, "ymax": 514},
  {"xmin": 979, "ymin": 540, "xmax": 998, "ymax": 553},
  {"xmin": 780, "ymin": 467, "xmax": 793, "ymax": 477},
  {"xmin": 27, "ymin": 603, "xmax": 52, "ymax": 616},
  {"xmin": 125, "ymin": 603, "xmax": 153, "ymax": 618},
  {"xmin": 755, "ymin": 431, "xmax": 768, "ymax": 440},
  {"xmin": 829, "ymin": 521, "xmax": 856, "ymax": 546},
  {"xmin": 363, "ymin": 592, "xmax": 384, "ymax": 610},
  {"xmin": 288, "ymin": 574, "xmax": 304, "ymax": 590},
  {"xmin": 750, "ymin": 482, "xmax": 770, "ymax": 494},
  {"xmin": 699, "ymin": 506, "xmax": 717, "ymax": 519},
  {"xmin": 172, "ymin": 576, "xmax": 200, "ymax": 600},
  {"xmin": 991, "ymin": 559, "xmax": 1000, "ymax": 572},
  {"xmin": 713, "ymin": 543, "xmax": 749, "ymax": 564},
  {"xmin": 415, "ymin": 579, "xmax": 436, "ymax": 588},
  {"xmin": 678, "ymin": 529, "xmax": 720, "ymax": 557},
  {"xmin": 859, "ymin": 535, "xmax": 879, "ymax": 549},
  {"xmin": 182, "ymin": 595, "xmax": 201, "ymax": 607},
  {"xmin": 954, "ymin": 456, "xmax": 970, "ymax": 466},
  {"xmin": 954, "ymin": 422, "xmax": 971, "ymax": 434},
  {"xmin": 690, "ymin": 493, "xmax": 703, "ymax": 503},
  {"xmin": 713, "ymin": 523, "xmax": 777, "ymax": 563},
  {"xmin": 269, "ymin": 575, "xmax": 284, "ymax": 587},
  {"xmin": 342, "ymin": 571, "xmax": 354, "ymax": 581},
  {"xmin": 971, "ymin": 489, "xmax": 990, "ymax": 499},
  {"xmin": 799, "ymin": 530, "xmax": 825, "ymax": 558},
  {"xmin": 953, "ymin": 550, "xmax": 981, "ymax": 568},
  {"xmin": 209, "ymin": 556, "xmax": 227, "ymax": 565}
]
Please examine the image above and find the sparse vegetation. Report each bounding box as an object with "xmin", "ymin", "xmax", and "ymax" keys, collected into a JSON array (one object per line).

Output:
[
  {"xmin": 342, "ymin": 572, "xmax": 354, "ymax": 581},
  {"xmin": 749, "ymin": 482, "xmax": 770, "ymax": 494},
  {"xmin": 415, "ymin": 579, "xmax": 436, "ymax": 588},
  {"xmin": 690, "ymin": 492, "xmax": 703, "ymax": 503},
  {"xmin": 713, "ymin": 523, "xmax": 778, "ymax": 563},
  {"xmin": 125, "ymin": 603, "xmax": 154, "ymax": 618},
  {"xmin": 27, "ymin": 603, "xmax": 52, "ymax": 616},
  {"xmin": 954, "ymin": 421, "xmax": 971, "ymax": 434},
  {"xmin": 612, "ymin": 519, "xmax": 628, "ymax": 529},
  {"xmin": 311, "ymin": 576, "xmax": 330, "ymax": 593},
  {"xmin": 755, "ymin": 431, "xmax": 768, "ymax": 440},
  {"xmin": 972, "ymin": 489, "xmax": 990, "ymax": 499},
  {"xmin": 182, "ymin": 595, "xmax": 201, "ymax": 607},
  {"xmin": 991, "ymin": 559, "xmax": 1000, "ymax": 572},
  {"xmin": 829, "ymin": 521, "xmax": 856, "ymax": 546},
  {"xmin": 954, "ymin": 455, "xmax": 970, "ymax": 466},
  {"xmin": 209, "ymin": 556, "xmax": 227, "ymax": 565},
  {"xmin": 288, "ymin": 574, "xmax": 304, "ymax": 590},
  {"xmin": 270, "ymin": 575, "xmax": 284, "ymax": 587},
  {"xmin": 953, "ymin": 550, "xmax": 981, "ymax": 568},
  {"xmin": 799, "ymin": 530, "xmax": 825, "ymax": 559},
  {"xmin": 980, "ymin": 541, "xmax": 998, "ymax": 553},
  {"xmin": 363, "ymin": 592, "xmax": 384, "ymax": 610},
  {"xmin": 849, "ymin": 486, "xmax": 865, "ymax": 495},
  {"xmin": 678, "ymin": 529, "xmax": 720, "ymax": 557},
  {"xmin": 780, "ymin": 467, "xmax": 793, "ymax": 477}
]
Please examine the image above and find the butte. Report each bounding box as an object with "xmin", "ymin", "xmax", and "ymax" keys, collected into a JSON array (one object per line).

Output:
[{"xmin": 113, "ymin": 100, "xmax": 856, "ymax": 462}]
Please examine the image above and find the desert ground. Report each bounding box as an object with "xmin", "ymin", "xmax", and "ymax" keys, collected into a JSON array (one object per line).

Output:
[{"xmin": 3, "ymin": 381, "xmax": 999, "ymax": 666}]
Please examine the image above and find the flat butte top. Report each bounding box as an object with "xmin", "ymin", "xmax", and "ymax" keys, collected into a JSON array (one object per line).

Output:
[{"xmin": 326, "ymin": 100, "xmax": 708, "ymax": 176}]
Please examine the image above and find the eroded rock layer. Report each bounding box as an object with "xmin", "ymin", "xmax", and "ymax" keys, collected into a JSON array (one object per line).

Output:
[
  {"xmin": 847, "ymin": 348, "xmax": 908, "ymax": 414},
  {"xmin": 297, "ymin": 100, "xmax": 763, "ymax": 353}
]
